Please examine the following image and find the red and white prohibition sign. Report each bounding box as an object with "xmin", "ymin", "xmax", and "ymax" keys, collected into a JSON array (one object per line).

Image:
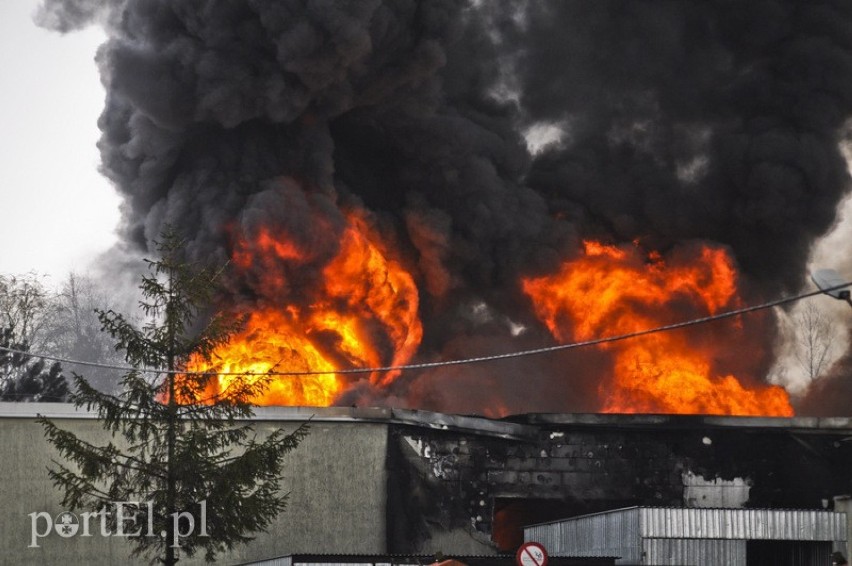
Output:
[{"xmin": 516, "ymin": 541, "xmax": 549, "ymax": 566}]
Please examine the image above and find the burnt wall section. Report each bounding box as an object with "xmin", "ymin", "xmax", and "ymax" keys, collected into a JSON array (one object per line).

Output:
[
  {"xmin": 387, "ymin": 427, "xmax": 505, "ymax": 554},
  {"xmin": 520, "ymin": 415, "xmax": 852, "ymax": 512},
  {"xmin": 388, "ymin": 415, "xmax": 852, "ymax": 553}
]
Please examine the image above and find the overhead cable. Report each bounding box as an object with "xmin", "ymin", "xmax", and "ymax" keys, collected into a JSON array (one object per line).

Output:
[{"xmin": 0, "ymin": 282, "xmax": 847, "ymax": 378}]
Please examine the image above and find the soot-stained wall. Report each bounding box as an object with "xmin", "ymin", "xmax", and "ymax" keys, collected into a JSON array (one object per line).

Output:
[{"xmin": 388, "ymin": 414, "xmax": 852, "ymax": 553}]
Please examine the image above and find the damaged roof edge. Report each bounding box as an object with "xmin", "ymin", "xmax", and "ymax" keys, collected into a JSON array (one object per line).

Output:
[
  {"xmin": 0, "ymin": 402, "xmax": 539, "ymax": 441},
  {"xmin": 3, "ymin": 402, "xmax": 851, "ymax": 437},
  {"xmin": 516, "ymin": 412, "xmax": 852, "ymax": 432}
]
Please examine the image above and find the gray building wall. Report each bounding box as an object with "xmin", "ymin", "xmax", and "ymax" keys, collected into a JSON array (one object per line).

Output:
[{"xmin": 1, "ymin": 411, "xmax": 389, "ymax": 565}]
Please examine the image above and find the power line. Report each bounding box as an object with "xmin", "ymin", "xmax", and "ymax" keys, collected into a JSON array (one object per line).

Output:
[{"xmin": 0, "ymin": 283, "xmax": 847, "ymax": 378}]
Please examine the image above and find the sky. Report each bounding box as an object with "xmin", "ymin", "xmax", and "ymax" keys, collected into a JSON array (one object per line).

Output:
[{"xmin": 0, "ymin": 0, "xmax": 119, "ymax": 285}]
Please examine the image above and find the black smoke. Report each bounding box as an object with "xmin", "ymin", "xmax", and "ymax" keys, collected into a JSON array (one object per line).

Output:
[
  {"xmin": 515, "ymin": 1, "xmax": 852, "ymax": 295},
  {"xmin": 39, "ymin": 0, "xmax": 852, "ymax": 414}
]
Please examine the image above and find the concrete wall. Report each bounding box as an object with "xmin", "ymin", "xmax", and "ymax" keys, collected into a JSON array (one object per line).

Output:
[{"xmin": 1, "ymin": 414, "xmax": 389, "ymax": 565}]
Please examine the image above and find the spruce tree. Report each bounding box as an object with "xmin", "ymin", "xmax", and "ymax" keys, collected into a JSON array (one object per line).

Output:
[
  {"xmin": 39, "ymin": 233, "xmax": 308, "ymax": 565},
  {"xmin": 0, "ymin": 327, "xmax": 70, "ymax": 402}
]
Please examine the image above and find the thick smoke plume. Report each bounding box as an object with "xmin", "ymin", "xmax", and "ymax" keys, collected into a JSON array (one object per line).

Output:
[
  {"xmin": 40, "ymin": 0, "xmax": 852, "ymax": 415},
  {"xmin": 516, "ymin": 1, "xmax": 852, "ymax": 294}
]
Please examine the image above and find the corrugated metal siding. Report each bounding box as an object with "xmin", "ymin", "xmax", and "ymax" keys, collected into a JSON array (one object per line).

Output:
[
  {"xmin": 526, "ymin": 507, "xmax": 640, "ymax": 561},
  {"xmin": 638, "ymin": 508, "xmax": 847, "ymax": 541},
  {"xmin": 642, "ymin": 538, "xmax": 746, "ymax": 566},
  {"xmin": 525, "ymin": 507, "xmax": 847, "ymax": 565}
]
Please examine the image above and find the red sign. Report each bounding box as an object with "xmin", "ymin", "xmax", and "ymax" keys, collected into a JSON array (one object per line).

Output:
[{"xmin": 516, "ymin": 541, "xmax": 548, "ymax": 566}]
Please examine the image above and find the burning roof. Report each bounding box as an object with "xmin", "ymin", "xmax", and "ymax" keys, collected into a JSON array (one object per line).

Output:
[{"xmin": 35, "ymin": 0, "xmax": 852, "ymax": 416}]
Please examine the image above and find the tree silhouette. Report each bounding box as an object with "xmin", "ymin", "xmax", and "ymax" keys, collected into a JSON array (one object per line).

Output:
[
  {"xmin": 0, "ymin": 326, "xmax": 69, "ymax": 402},
  {"xmin": 795, "ymin": 302, "xmax": 836, "ymax": 382}
]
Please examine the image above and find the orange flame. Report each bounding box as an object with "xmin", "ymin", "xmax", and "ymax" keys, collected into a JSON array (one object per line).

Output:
[
  {"xmin": 189, "ymin": 210, "xmax": 422, "ymax": 406},
  {"xmin": 522, "ymin": 240, "xmax": 793, "ymax": 416}
]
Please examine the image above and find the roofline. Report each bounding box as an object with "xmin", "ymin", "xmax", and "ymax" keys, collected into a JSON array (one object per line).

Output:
[
  {"xmin": 4, "ymin": 403, "xmax": 852, "ymax": 439},
  {"xmin": 0, "ymin": 402, "xmax": 538, "ymax": 441},
  {"xmin": 515, "ymin": 412, "xmax": 852, "ymax": 433}
]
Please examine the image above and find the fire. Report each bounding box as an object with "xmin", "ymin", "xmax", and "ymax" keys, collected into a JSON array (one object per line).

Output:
[
  {"xmin": 188, "ymin": 209, "xmax": 422, "ymax": 406},
  {"xmin": 189, "ymin": 309, "xmax": 342, "ymax": 406},
  {"xmin": 321, "ymin": 212, "xmax": 423, "ymax": 388},
  {"xmin": 522, "ymin": 240, "xmax": 793, "ymax": 416}
]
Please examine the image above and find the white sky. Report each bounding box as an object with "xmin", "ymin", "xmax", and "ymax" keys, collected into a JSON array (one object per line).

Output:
[{"xmin": 0, "ymin": 0, "xmax": 119, "ymax": 285}]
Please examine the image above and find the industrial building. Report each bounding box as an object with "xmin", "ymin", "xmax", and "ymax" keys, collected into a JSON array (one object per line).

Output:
[{"xmin": 2, "ymin": 402, "xmax": 851, "ymax": 565}]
